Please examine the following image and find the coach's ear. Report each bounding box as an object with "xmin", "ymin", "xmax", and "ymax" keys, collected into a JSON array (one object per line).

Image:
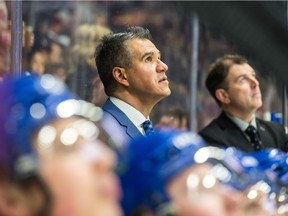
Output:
[
  {"xmin": 112, "ymin": 67, "xmax": 129, "ymax": 87},
  {"xmin": 215, "ymin": 89, "xmax": 230, "ymax": 104}
]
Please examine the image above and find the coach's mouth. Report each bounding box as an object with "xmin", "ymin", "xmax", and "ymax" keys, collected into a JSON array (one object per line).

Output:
[{"xmin": 159, "ymin": 76, "xmax": 168, "ymax": 83}]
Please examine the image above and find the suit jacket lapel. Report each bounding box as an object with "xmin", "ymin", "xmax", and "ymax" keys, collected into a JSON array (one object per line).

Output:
[
  {"xmin": 256, "ymin": 119, "xmax": 275, "ymax": 149},
  {"xmin": 102, "ymin": 99, "xmax": 142, "ymax": 140},
  {"xmin": 216, "ymin": 112, "xmax": 252, "ymax": 149}
]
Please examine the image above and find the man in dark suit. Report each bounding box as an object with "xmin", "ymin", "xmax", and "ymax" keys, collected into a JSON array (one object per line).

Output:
[
  {"xmin": 95, "ymin": 26, "xmax": 171, "ymax": 140},
  {"xmin": 199, "ymin": 54, "xmax": 288, "ymax": 152}
]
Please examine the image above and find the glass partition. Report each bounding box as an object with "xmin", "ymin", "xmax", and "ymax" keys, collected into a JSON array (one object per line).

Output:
[{"xmin": 3, "ymin": 0, "xmax": 285, "ymax": 131}]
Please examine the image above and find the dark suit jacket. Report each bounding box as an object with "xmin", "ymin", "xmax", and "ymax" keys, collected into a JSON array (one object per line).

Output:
[
  {"xmin": 102, "ymin": 99, "xmax": 143, "ymax": 141},
  {"xmin": 198, "ymin": 111, "xmax": 288, "ymax": 153}
]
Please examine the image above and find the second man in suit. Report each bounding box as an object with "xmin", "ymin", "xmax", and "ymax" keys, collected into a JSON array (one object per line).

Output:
[{"xmin": 199, "ymin": 54, "xmax": 287, "ymax": 152}]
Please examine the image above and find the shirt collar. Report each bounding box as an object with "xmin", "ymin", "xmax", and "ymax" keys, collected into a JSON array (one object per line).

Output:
[
  {"xmin": 225, "ymin": 112, "xmax": 257, "ymax": 131},
  {"xmin": 109, "ymin": 97, "xmax": 147, "ymax": 127}
]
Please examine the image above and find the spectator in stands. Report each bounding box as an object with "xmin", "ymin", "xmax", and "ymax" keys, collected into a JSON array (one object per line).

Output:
[
  {"xmin": 199, "ymin": 54, "xmax": 288, "ymax": 152},
  {"xmin": 47, "ymin": 42, "xmax": 64, "ymax": 65},
  {"xmin": 95, "ymin": 26, "xmax": 170, "ymax": 140},
  {"xmin": 46, "ymin": 62, "xmax": 67, "ymax": 81},
  {"xmin": 0, "ymin": 0, "xmax": 10, "ymax": 80},
  {"xmin": 67, "ymin": 24, "xmax": 111, "ymax": 101},
  {"xmin": 29, "ymin": 50, "xmax": 47, "ymax": 75},
  {"xmin": 88, "ymin": 74, "xmax": 108, "ymax": 107},
  {"xmin": 155, "ymin": 105, "xmax": 189, "ymax": 130},
  {"xmin": 0, "ymin": 74, "xmax": 125, "ymax": 216}
]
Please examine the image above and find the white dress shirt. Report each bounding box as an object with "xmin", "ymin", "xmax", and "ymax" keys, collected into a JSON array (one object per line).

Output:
[
  {"xmin": 225, "ymin": 112, "xmax": 258, "ymax": 142},
  {"xmin": 110, "ymin": 97, "xmax": 150, "ymax": 135}
]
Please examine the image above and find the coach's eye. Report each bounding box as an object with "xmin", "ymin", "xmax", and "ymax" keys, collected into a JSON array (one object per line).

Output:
[{"xmin": 146, "ymin": 56, "xmax": 152, "ymax": 62}]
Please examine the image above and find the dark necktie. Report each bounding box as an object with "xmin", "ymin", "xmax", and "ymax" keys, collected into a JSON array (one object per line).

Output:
[
  {"xmin": 245, "ymin": 125, "xmax": 262, "ymax": 151},
  {"xmin": 142, "ymin": 120, "xmax": 154, "ymax": 136}
]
